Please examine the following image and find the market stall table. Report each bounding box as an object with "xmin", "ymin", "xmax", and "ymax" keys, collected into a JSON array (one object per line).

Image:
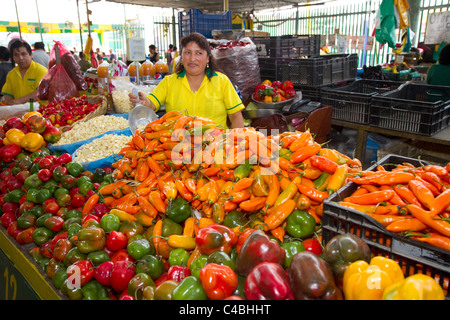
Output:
[{"xmin": 331, "ymin": 119, "xmax": 450, "ymax": 166}]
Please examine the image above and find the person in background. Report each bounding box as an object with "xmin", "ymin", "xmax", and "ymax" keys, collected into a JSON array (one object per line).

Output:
[
  {"xmin": 149, "ymin": 44, "xmax": 159, "ymax": 63},
  {"xmin": 71, "ymin": 50, "xmax": 81, "ymax": 63},
  {"xmin": 0, "ymin": 46, "xmax": 13, "ymax": 98},
  {"xmin": 108, "ymin": 48, "xmax": 116, "ymax": 63},
  {"xmin": 1, "ymin": 40, "xmax": 47, "ymax": 105},
  {"xmin": 165, "ymin": 44, "xmax": 173, "ymax": 65},
  {"xmin": 130, "ymin": 33, "xmax": 244, "ymax": 129},
  {"xmin": 427, "ymin": 43, "xmax": 450, "ymax": 86},
  {"xmin": 96, "ymin": 48, "xmax": 102, "ymax": 62},
  {"xmin": 78, "ymin": 52, "xmax": 91, "ymax": 73},
  {"xmin": 32, "ymin": 41, "xmax": 49, "ymax": 68}
]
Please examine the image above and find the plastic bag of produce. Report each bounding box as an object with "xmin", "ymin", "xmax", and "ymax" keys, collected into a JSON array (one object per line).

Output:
[
  {"xmin": 47, "ymin": 64, "xmax": 79, "ymax": 103},
  {"xmin": 49, "ymin": 40, "xmax": 88, "ymax": 91},
  {"xmin": 111, "ymin": 78, "xmax": 156, "ymax": 113},
  {"xmin": 210, "ymin": 37, "xmax": 261, "ymax": 104},
  {"xmin": 111, "ymin": 59, "xmax": 129, "ymax": 77}
]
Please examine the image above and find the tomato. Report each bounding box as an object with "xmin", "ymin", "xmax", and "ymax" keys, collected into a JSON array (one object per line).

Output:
[{"xmin": 302, "ymin": 238, "xmax": 323, "ymax": 255}]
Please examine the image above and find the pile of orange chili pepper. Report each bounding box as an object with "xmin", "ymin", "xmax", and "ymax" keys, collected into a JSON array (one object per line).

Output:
[
  {"xmin": 341, "ymin": 161, "xmax": 450, "ymax": 251},
  {"xmin": 84, "ymin": 110, "xmax": 363, "ymax": 244}
]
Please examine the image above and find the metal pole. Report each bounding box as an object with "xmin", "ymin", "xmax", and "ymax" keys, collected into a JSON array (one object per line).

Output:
[
  {"xmin": 224, "ymin": 0, "xmax": 228, "ymax": 12},
  {"xmin": 35, "ymin": 0, "xmax": 43, "ymax": 42},
  {"xmin": 76, "ymin": 0, "xmax": 84, "ymax": 53},
  {"xmin": 14, "ymin": 0, "xmax": 22, "ymax": 40},
  {"xmin": 172, "ymin": 8, "xmax": 177, "ymax": 47}
]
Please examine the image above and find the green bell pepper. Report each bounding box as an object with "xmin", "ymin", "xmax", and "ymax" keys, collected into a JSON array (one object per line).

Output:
[
  {"xmin": 282, "ymin": 240, "xmax": 305, "ymax": 268},
  {"xmin": 223, "ymin": 210, "xmax": 248, "ymax": 229},
  {"xmin": 76, "ymin": 226, "xmax": 106, "ymax": 254},
  {"xmin": 4, "ymin": 189, "xmax": 26, "ymax": 204},
  {"xmin": 82, "ymin": 280, "xmax": 109, "ymax": 300},
  {"xmin": 100, "ymin": 213, "xmax": 121, "ymax": 232},
  {"xmin": 286, "ymin": 209, "xmax": 316, "ymax": 239},
  {"xmin": 128, "ymin": 273, "xmax": 155, "ymax": 300},
  {"xmin": 189, "ymin": 255, "xmax": 208, "ymax": 278},
  {"xmin": 154, "ymin": 280, "xmax": 178, "ymax": 300},
  {"xmin": 162, "ymin": 218, "xmax": 183, "ymax": 237},
  {"xmin": 87, "ymin": 250, "xmax": 110, "ymax": 267},
  {"xmin": 16, "ymin": 212, "xmax": 37, "ymax": 229},
  {"xmin": 64, "ymin": 247, "xmax": 87, "ymax": 267},
  {"xmin": 32, "ymin": 227, "xmax": 55, "ymax": 246},
  {"xmin": 207, "ymin": 251, "xmax": 236, "ymax": 271},
  {"xmin": 27, "ymin": 205, "xmax": 44, "ymax": 218},
  {"xmin": 166, "ymin": 197, "xmax": 191, "ymax": 223},
  {"xmin": 52, "ymin": 266, "xmax": 68, "ymax": 290},
  {"xmin": 135, "ymin": 254, "xmax": 164, "ymax": 280},
  {"xmin": 67, "ymin": 223, "xmax": 82, "ymax": 243},
  {"xmin": 66, "ymin": 162, "xmax": 84, "ymax": 177},
  {"xmin": 168, "ymin": 248, "xmax": 190, "ymax": 266},
  {"xmin": 172, "ymin": 276, "xmax": 208, "ymax": 300},
  {"xmin": 61, "ymin": 279, "xmax": 84, "ymax": 300},
  {"xmin": 63, "ymin": 217, "xmax": 82, "ymax": 231},
  {"xmin": 127, "ymin": 238, "xmax": 154, "ymax": 260}
]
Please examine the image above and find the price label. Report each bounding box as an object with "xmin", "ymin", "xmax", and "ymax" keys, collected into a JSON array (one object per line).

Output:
[
  {"xmin": 127, "ymin": 37, "xmax": 147, "ymax": 61},
  {"xmin": 0, "ymin": 248, "xmax": 39, "ymax": 300}
]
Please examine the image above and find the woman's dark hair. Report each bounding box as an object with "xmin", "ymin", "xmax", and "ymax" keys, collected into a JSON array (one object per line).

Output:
[
  {"xmin": 0, "ymin": 46, "xmax": 11, "ymax": 61},
  {"xmin": 439, "ymin": 44, "xmax": 450, "ymax": 65},
  {"xmin": 175, "ymin": 32, "xmax": 216, "ymax": 80},
  {"xmin": 10, "ymin": 40, "xmax": 32, "ymax": 56}
]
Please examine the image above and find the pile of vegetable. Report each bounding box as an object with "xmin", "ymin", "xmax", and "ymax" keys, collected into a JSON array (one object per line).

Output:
[
  {"xmin": 341, "ymin": 162, "xmax": 450, "ymax": 251},
  {"xmin": 253, "ymin": 80, "xmax": 296, "ymax": 103},
  {"xmin": 38, "ymin": 95, "xmax": 102, "ymax": 128}
]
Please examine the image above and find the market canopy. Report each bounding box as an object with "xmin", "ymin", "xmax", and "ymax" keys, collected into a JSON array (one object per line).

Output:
[{"xmin": 104, "ymin": 0, "xmax": 319, "ymax": 12}]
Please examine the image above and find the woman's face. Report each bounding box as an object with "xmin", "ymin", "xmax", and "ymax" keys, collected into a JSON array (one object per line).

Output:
[{"xmin": 181, "ymin": 41, "xmax": 209, "ymax": 77}]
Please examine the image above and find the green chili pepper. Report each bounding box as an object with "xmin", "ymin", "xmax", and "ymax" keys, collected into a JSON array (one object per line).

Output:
[
  {"xmin": 82, "ymin": 280, "xmax": 109, "ymax": 300},
  {"xmin": 162, "ymin": 218, "xmax": 183, "ymax": 237},
  {"xmin": 189, "ymin": 255, "xmax": 208, "ymax": 278},
  {"xmin": 166, "ymin": 197, "xmax": 191, "ymax": 223},
  {"xmin": 282, "ymin": 240, "xmax": 305, "ymax": 268},
  {"xmin": 168, "ymin": 248, "xmax": 190, "ymax": 266},
  {"xmin": 135, "ymin": 254, "xmax": 164, "ymax": 280}
]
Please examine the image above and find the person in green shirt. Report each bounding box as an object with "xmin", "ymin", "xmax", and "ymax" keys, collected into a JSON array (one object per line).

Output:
[{"xmin": 427, "ymin": 44, "xmax": 450, "ymax": 87}]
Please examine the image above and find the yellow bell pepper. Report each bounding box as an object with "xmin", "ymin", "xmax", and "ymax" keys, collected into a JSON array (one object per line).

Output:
[
  {"xmin": 4, "ymin": 128, "xmax": 25, "ymax": 146},
  {"xmin": 20, "ymin": 132, "xmax": 45, "ymax": 152},
  {"xmin": 383, "ymin": 274, "xmax": 445, "ymax": 300},
  {"xmin": 343, "ymin": 256, "xmax": 405, "ymax": 300}
]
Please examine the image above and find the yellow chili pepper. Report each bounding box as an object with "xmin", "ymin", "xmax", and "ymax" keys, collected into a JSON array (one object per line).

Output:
[
  {"xmin": 167, "ymin": 235, "xmax": 197, "ymax": 250},
  {"xmin": 327, "ymin": 164, "xmax": 349, "ymax": 195},
  {"xmin": 109, "ymin": 208, "xmax": 137, "ymax": 221}
]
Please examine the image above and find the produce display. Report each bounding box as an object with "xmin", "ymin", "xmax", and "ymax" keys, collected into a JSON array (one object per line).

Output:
[
  {"xmin": 73, "ymin": 134, "xmax": 132, "ymax": 164},
  {"xmin": 53, "ymin": 115, "xmax": 130, "ymax": 146},
  {"xmin": 0, "ymin": 106, "xmax": 448, "ymax": 301},
  {"xmin": 38, "ymin": 95, "xmax": 103, "ymax": 128},
  {"xmin": 342, "ymin": 162, "xmax": 450, "ymax": 251},
  {"xmin": 253, "ymin": 80, "xmax": 296, "ymax": 103}
]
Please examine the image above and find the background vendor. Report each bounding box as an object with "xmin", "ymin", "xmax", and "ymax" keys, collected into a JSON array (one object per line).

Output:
[
  {"xmin": 1, "ymin": 40, "xmax": 48, "ymax": 105},
  {"xmin": 426, "ymin": 43, "xmax": 450, "ymax": 86},
  {"xmin": 130, "ymin": 32, "xmax": 244, "ymax": 129}
]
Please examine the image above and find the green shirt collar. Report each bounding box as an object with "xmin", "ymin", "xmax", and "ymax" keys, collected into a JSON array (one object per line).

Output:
[{"xmin": 177, "ymin": 69, "xmax": 218, "ymax": 78}]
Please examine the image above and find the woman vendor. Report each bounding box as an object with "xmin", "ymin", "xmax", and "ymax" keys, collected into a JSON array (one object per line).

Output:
[{"xmin": 130, "ymin": 33, "xmax": 245, "ymax": 129}]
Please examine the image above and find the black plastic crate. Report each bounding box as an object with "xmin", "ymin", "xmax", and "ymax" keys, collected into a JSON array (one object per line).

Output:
[
  {"xmin": 321, "ymin": 79, "xmax": 403, "ymax": 124},
  {"xmin": 253, "ymin": 35, "xmax": 321, "ymax": 58},
  {"xmin": 323, "ymin": 154, "xmax": 450, "ymax": 299},
  {"xmin": 258, "ymin": 57, "xmax": 296, "ymax": 82},
  {"xmin": 280, "ymin": 54, "xmax": 358, "ymax": 87},
  {"xmin": 370, "ymin": 83, "xmax": 450, "ymax": 135},
  {"xmin": 178, "ymin": 9, "xmax": 232, "ymax": 39}
]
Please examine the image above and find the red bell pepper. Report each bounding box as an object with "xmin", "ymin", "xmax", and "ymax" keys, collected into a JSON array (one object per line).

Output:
[
  {"xmin": 235, "ymin": 230, "xmax": 286, "ymax": 276},
  {"xmin": 0, "ymin": 144, "xmax": 22, "ymax": 162},
  {"xmin": 245, "ymin": 262, "xmax": 295, "ymax": 300},
  {"xmin": 167, "ymin": 265, "xmax": 191, "ymax": 282},
  {"xmin": 67, "ymin": 260, "xmax": 94, "ymax": 287},
  {"xmin": 288, "ymin": 251, "xmax": 343, "ymax": 300},
  {"xmin": 195, "ymin": 224, "xmax": 237, "ymax": 255},
  {"xmin": 281, "ymin": 80, "xmax": 294, "ymax": 91},
  {"xmin": 199, "ymin": 263, "xmax": 238, "ymax": 300}
]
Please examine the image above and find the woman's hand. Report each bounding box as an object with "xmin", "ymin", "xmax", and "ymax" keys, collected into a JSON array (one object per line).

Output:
[{"xmin": 128, "ymin": 91, "xmax": 156, "ymax": 111}]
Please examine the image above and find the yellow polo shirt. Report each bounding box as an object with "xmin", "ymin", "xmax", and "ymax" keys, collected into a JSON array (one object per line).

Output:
[
  {"xmin": 1, "ymin": 61, "xmax": 48, "ymax": 100},
  {"xmin": 148, "ymin": 70, "xmax": 244, "ymax": 129}
]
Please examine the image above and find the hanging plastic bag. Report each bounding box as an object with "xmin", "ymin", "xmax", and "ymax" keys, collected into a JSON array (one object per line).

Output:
[
  {"xmin": 375, "ymin": 0, "xmax": 398, "ymax": 49},
  {"xmin": 395, "ymin": 0, "xmax": 410, "ymax": 29},
  {"xmin": 49, "ymin": 40, "xmax": 88, "ymax": 91},
  {"xmin": 48, "ymin": 64, "xmax": 79, "ymax": 103},
  {"xmin": 111, "ymin": 59, "xmax": 129, "ymax": 77}
]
